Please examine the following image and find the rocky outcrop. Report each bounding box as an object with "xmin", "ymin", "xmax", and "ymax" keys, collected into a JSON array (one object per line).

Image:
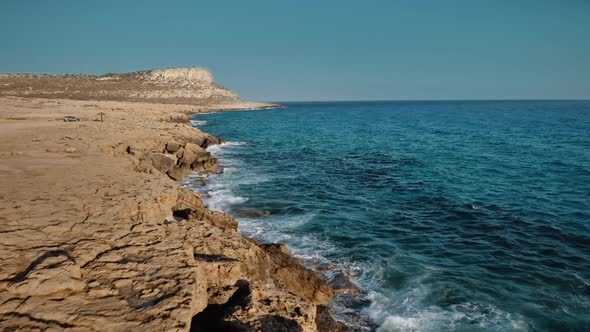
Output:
[
  {"xmin": 0, "ymin": 183, "xmax": 334, "ymax": 331},
  {"xmin": 326, "ymin": 273, "xmax": 362, "ymax": 294},
  {"xmin": 260, "ymin": 244, "xmax": 333, "ymax": 305},
  {"xmin": 136, "ymin": 136, "xmax": 220, "ymax": 181},
  {"xmin": 126, "ymin": 132, "xmax": 337, "ymax": 330},
  {"xmin": 0, "ymin": 67, "xmax": 241, "ymax": 105}
]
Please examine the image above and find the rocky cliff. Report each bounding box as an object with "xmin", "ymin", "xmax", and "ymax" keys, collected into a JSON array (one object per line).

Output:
[
  {"xmin": 0, "ymin": 67, "xmax": 242, "ymax": 105},
  {"xmin": 0, "ymin": 93, "xmax": 344, "ymax": 331}
]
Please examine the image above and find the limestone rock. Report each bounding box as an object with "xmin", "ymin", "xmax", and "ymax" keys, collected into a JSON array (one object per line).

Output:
[
  {"xmin": 264, "ymin": 242, "xmax": 290, "ymax": 254},
  {"xmin": 0, "ymin": 96, "xmax": 329, "ymax": 332},
  {"xmin": 199, "ymin": 158, "xmax": 219, "ymax": 172},
  {"xmin": 327, "ymin": 272, "xmax": 361, "ymax": 294},
  {"xmin": 168, "ymin": 164, "xmax": 191, "ymax": 181},
  {"xmin": 199, "ymin": 134, "xmax": 221, "ymax": 149},
  {"xmin": 315, "ymin": 305, "xmax": 347, "ymax": 332},
  {"xmin": 175, "ymin": 147, "xmax": 185, "ymax": 158},
  {"xmin": 0, "ymin": 67, "xmax": 243, "ymax": 104},
  {"xmin": 311, "ymin": 262, "xmax": 337, "ymax": 272},
  {"xmin": 166, "ymin": 141, "xmax": 181, "ymax": 153},
  {"xmin": 149, "ymin": 153, "xmax": 177, "ymax": 174},
  {"xmin": 180, "ymin": 143, "xmax": 209, "ymax": 167},
  {"xmin": 190, "ymin": 134, "xmax": 208, "ymax": 147},
  {"xmin": 166, "ymin": 114, "xmax": 190, "ymax": 123},
  {"xmin": 172, "ymin": 188, "xmax": 204, "ymax": 212},
  {"xmin": 190, "ymin": 207, "xmax": 238, "ymax": 231},
  {"xmin": 261, "ymin": 244, "xmax": 334, "ymax": 305}
]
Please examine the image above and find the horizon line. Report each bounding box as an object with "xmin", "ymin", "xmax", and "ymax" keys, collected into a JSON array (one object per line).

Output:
[{"xmin": 269, "ymin": 98, "xmax": 590, "ymax": 103}]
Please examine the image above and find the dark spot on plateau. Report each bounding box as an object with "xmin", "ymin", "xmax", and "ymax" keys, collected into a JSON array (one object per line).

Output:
[
  {"xmin": 173, "ymin": 208, "xmax": 192, "ymax": 220},
  {"xmin": 193, "ymin": 253, "xmax": 239, "ymax": 263},
  {"xmin": 116, "ymin": 257, "xmax": 148, "ymax": 264}
]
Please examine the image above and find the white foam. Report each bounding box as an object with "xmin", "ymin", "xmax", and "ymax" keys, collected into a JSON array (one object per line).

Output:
[
  {"xmin": 222, "ymin": 167, "xmax": 238, "ymax": 175},
  {"xmin": 221, "ymin": 141, "xmax": 251, "ymax": 146},
  {"xmin": 195, "ymin": 141, "xmax": 266, "ymax": 212},
  {"xmin": 574, "ymin": 272, "xmax": 590, "ymax": 286},
  {"xmin": 236, "ymin": 212, "xmax": 341, "ymax": 267},
  {"xmin": 206, "ymin": 141, "xmax": 250, "ymax": 156},
  {"xmin": 362, "ymin": 289, "xmax": 529, "ymax": 332},
  {"xmin": 190, "ymin": 119, "xmax": 207, "ymax": 126},
  {"xmin": 274, "ymin": 213, "xmax": 316, "ymax": 228},
  {"xmin": 378, "ymin": 316, "xmax": 420, "ymax": 332},
  {"xmin": 206, "ymin": 145, "xmax": 223, "ymax": 155},
  {"xmin": 204, "ymin": 188, "xmax": 247, "ymax": 212}
]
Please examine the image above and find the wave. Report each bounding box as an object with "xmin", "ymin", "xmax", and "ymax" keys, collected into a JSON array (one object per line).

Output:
[
  {"xmin": 189, "ymin": 141, "xmax": 374, "ymax": 329},
  {"xmin": 206, "ymin": 141, "xmax": 252, "ymax": 155},
  {"xmin": 184, "ymin": 139, "xmax": 532, "ymax": 332},
  {"xmin": 206, "ymin": 188, "xmax": 248, "ymax": 211},
  {"xmin": 364, "ymin": 291, "xmax": 529, "ymax": 332},
  {"xmin": 190, "ymin": 119, "xmax": 207, "ymax": 126},
  {"xmin": 244, "ymin": 105, "xmax": 285, "ymax": 111}
]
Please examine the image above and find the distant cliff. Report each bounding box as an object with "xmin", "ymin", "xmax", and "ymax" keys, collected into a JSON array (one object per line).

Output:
[{"xmin": 0, "ymin": 67, "xmax": 241, "ymax": 105}]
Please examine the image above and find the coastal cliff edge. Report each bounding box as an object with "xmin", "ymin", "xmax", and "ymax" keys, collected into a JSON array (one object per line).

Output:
[{"xmin": 0, "ymin": 69, "xmax": 344, "ymax": 331}]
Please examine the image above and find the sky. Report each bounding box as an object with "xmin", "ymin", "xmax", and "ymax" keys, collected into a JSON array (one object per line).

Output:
[{"xmin": 1, "ymin": 0, "xmax": 589, "ymax": 101}]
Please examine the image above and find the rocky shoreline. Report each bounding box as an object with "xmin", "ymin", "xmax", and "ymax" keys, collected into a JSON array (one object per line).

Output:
[{"xmin": 0, "ymin": 94, "xmax": 350, "ymax": 331}]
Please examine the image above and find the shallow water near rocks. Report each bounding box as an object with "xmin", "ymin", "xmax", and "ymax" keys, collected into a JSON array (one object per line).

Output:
[{"xmin": 183, "ymin": 101, "xmax": 590, "ymax": 331}]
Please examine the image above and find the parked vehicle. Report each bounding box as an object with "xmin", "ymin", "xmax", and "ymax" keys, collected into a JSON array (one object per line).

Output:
[{"xmin": 63, "ymin": 116, "xmax": 80, "ymax": 122}]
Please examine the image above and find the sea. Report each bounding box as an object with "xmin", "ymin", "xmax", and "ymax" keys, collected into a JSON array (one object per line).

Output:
[{"xmin": 181, "ymin": 100, "xmax": 590, "ymax": 331}]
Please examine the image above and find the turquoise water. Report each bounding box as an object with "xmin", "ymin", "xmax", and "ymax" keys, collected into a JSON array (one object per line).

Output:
[{"xmin": 184, "ymin": 101, "xmax": 590, "ymax": 331}]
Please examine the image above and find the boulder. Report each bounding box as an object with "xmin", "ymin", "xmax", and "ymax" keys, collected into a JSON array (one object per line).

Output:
[
  {"xmin": 172, "ymin": 188, "xmax": 204, "ymax": 211},
  {"xmin": 315, "ymin": 305, "xmax": 346, "ymax": 332},
  {"xmin": 150, "ymin": 153, "xmax": 177, "ymax": 174},
  {"xmin": 175, "ymin": 147, "xmax": 184, "ymax": 159},
  {"xmin": 311, "ymin": 262, "xmax": 337, "ymax": 272},
  {"xmin": 167, "ymin": 164, "xmax": 191, "ymax": 181},
  {"xmin": 180, "ymin": 143, "xmax": 209, "ymax": 167},
  {"xmin": 261, "ymin": 243, "xmax": 333, "ymax": 304},
  {"xmin": 190, "ymin": 134, "xmax": 207, "ymax": 147},
  {"xmin": 200, "ymin": 134, "xmax": 221, "ymax": 149},
  {"xmin": 199, "ymin": 158, "xmax": 219, "ymax": 172},
  {"xmin": 264, "ymin": 242, "xmax": 290, "ymax": 254},
  {"xmin": 165, "ymin": 141, "xmax": 181, "ymax": 153},
  {"xmin": 190, "ymin": 208, "xmax": 238, "ymax": 231},
  {"xmin": 327, "ymin": 272, "xmax": 361, "ymax": 293}
]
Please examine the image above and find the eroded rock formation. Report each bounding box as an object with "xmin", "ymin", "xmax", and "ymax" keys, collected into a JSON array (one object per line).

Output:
[{"xmin": 0, "ymin": 96, "xmax": 338, "ymax": 331}]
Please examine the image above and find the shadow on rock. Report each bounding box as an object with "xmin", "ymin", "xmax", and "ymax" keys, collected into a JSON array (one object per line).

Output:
[{"xmin": 190, "ymin": 279, "xmax": 251, "ymax": 332}]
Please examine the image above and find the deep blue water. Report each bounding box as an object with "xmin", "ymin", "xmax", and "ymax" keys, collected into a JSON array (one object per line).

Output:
[{"xmin": 184, "ymin": 101, "xmax": 590, "ymax": 331}]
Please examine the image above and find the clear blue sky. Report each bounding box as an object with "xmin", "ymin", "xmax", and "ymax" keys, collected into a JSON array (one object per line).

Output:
[{"xmin": 1, "ymin": 0, "xmax": 589, "ymax": 101}]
